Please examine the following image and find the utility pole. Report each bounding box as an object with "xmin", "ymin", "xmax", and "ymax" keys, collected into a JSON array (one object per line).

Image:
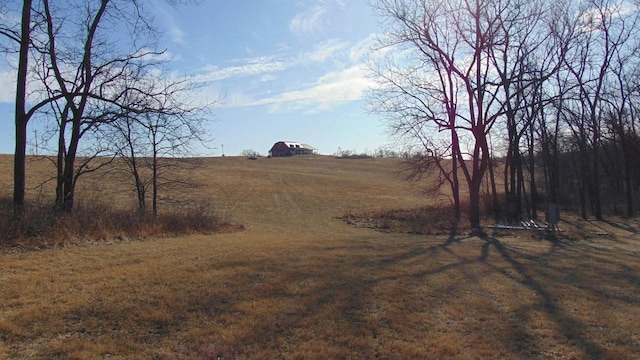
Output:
[
  {"xmin": 221, "ymin": 144, "xmax": 225, "ymax": 157},
  {"xmin": 34, "ymin": 129, "xmax": 38, "ymax": 155}
]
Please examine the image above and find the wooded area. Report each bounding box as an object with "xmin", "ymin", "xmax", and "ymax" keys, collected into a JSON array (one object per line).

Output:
[{"xmin": 371, "ymin": 0, "xmax": 640, "ymax": 229}]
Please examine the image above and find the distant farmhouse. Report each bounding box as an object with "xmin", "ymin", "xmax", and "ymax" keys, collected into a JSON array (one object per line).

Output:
[{"xmin": 269, "ymin": 141, "xmax": 317, "ymax": 157}]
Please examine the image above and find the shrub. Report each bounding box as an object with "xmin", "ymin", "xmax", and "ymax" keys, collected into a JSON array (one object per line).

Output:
[
  {"xmin": 339, "ymin": 204, "xmax": 465, "ymax": 235},
  {"xmin": 0, "ymin": 196, "xmax": 236, "ymax": 249}
]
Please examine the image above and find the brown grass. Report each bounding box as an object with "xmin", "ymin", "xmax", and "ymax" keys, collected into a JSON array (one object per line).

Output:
[
  {"xmin": 0, "ymin": 154, "xmax": 639, "ymax": 359},
  {"xmin": 340, "ymin": 204, "xmax": 464, "ymax": 235},
  {"xmin": 0, "ymin": 156, "xmax": 238, "ymax": 249},
  {"xmin": 0, "ymin": 195, "xmax": 237, "ymax": 249}
]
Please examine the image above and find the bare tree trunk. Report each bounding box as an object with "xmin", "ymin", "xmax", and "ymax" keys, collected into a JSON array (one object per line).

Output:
[
  {"xmin": 528, "ymin": 125, "xmax": 538, "ymax": 219},
  {"xmin": 451, "ymin": 127, "xmax": 461, "ymax": 221},
  {"xmin": 62, "ymin": 119, "xmax": 81, "ymax": 212},
  {"xmin": 519, "ymin": 162, "xmax": 530, "ymax": 219},
  {"xmin": 136, "ymin": 176, "xmax": 146, "ymax": 215},
  {"xmin": 623, "ymin": 141, "xmax": 634, "ymax": 216},
  {"xmin": 592, "ymin": 130, "xmax": 603, "ymax": 220},
  {"xmin": 469, "ymin": 174, "xmax": 483, "ymax": 231},
  {"xmin": 580, "ymin": 153, "xmax": 589, "ymax": 219},
  {"xmin": 55, "ymin": 119, "xmax": 66, "ymax": 210},
  {"xmin": 13, "ymin": 0, "xmax": 32, "ymax": 213},
  {"xmin": 152, "ymin": 143, "xmax": 158, "ymax": 218},
  {"xmin": 488, "ymin": 154, "xmax": 499, "ymax": 221},
  {"xmin": 130, "ymin": 155, "xmax": 146, "ymax": 216}
]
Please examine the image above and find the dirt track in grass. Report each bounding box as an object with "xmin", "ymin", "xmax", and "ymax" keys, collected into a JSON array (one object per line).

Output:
[{"xmin": 0, "ymin": 155, "xmax": 639, "ymax": 359}]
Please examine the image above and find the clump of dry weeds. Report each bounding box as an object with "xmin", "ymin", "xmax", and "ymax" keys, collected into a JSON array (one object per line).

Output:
[
  {"xmin": 340, "ymin": 204, "xmax": 464, "ymax": 235},
  {"xmin": 340, "ymin": 204, "xmax": 615, "ymax": 241},
  {"xmin": 0, "ymin": 196, "xmax": 240, "ymax": 250}
]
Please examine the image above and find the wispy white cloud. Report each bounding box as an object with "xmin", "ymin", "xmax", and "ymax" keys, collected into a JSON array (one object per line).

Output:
[
  {"xmin": 247, "ymin": 65, "xmax": 376, "ymax": 113},
  {"xmin": 349, "ymin": 33, "xmax": 380, "ymax": 62},
  {"xmin": 260, "ymin": 74, "xmax": 277, "ymax": 82},
  {"xmin": 0, "ymin": 68, "xmax": 16, "ymax": 103},
  {"xmin": 289, "ymin": 0, "xmax": 352, "ymax": 38},
  {"xmin": 152, "ymin": 3, "xmax": 186, "ymax": 44},
  {"xmin": 195, "ymin": 59, "xmax": 290, "ymax": 82},
  {"xmin": 168, "ymin": 23, "xmax": 186, "ymax": 44},
  {"xmin": 190, "ymin": 29, "xmax": 382, "ymax": 113},
  {"xmin": 193, "ymin": 38, "xmax": 352, "ymax": 83},
  {"xmin": 289, "ymin": 6, "xmax": 327, "ymax": 36},
  {"xmin": 307, "ymin": 39, "xmax": 350, "ymax": 62}
]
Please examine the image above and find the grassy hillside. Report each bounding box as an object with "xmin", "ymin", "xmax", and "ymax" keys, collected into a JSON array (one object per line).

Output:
[{"xmin": 0, "ymin": 155, "xmax": 639, "ymax": 359}]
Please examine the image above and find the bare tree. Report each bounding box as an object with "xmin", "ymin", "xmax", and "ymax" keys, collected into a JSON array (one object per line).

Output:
[
  {"xmin": 1, "ymin": 0, "xmax": 202, "ymax": 214},
  {"xmin": 108, "ymin": 79, "xmax": 211, "ymax": 217},
  {"xmin": 1, "ymin": 0, "xmax": 35, "ymax": 212},
  {"xmin": 26, "ymin": 0, "xmax": 208, "ymax": 212},
  {"xmin": 488, "ymin": 0, "xmax": 569, "ymax": 221},
  {"xmin": 240, "ymin": 149, "xmax": 261, "ymax": 159},
  {"xmin": 370, "ymin": 0, "xmax": 563, "ymax": 230},
  {"xmin": 559, "ymin": 0, "xmax": 640, "ymax": 219},
  {"xmin": 600, "ymin": 11, "xmax": 640, "ymax": 216},
  {"xmin": 12, "ymin": 0, "xmax": 32, "ymax": 213}
]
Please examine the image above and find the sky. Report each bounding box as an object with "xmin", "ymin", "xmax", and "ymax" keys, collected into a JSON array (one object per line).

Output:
[{"xmin": 0, "ymin": 0, "xmax": 394, "ymax": 156}]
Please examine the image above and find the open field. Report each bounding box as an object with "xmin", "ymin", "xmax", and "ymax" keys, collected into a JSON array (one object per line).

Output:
[{"xmin": 1, "ymin": 155, "xmax": 639, "ymax": 359}]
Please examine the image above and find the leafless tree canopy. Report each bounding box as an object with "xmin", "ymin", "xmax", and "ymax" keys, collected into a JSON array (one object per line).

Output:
[
  {"xmin": 1, "ymin": 0, "xmax": 213, "ymax": 214},
  {"xmin": 371, "ymin": 0, "xmax": 640, "ymax": 226}
]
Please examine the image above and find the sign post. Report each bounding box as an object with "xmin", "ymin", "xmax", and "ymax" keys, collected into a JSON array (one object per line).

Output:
[{"xmin": 546, "ymin": 204, "xmax": 560, "ymax": 232}]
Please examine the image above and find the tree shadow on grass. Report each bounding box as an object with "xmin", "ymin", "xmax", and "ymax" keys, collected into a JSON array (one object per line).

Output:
[
  {"xmin": 477, "ymin": 234, "xmax": 636, "ymax": 359},
  {"xmin": 310, "ymin": 228, "xmax": 640, "ymax": 359},
  {"xmin": 601, "ymin": 219, "xmax": 639, "ymax": 234},
  {"xmin": 170, "ymin": 226, "xmax": 639, "ymax": 359},
  {"xmin": 11, "ymin": 231, "xmax": 638, "ymax": 359},
  {"xmin": 350, "ymin": 231, "xmax": 639, "ymax": 358}
]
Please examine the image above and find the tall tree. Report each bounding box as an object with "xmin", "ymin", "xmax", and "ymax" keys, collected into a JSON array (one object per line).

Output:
[
  {"xmin": 560, "ymin": 0, "xmax": 639, "ymax": 219},
  {"xmin": 371, "ymin": 0, "xmax": 561, "ymax": 230},
  {"xmin": 1, "ymin": 0, "xmax": 202, "ymax": 214},
  {"xmin": 602, "ymin": 8, "xmax": 640, "ymax": 216},
  {"xmin": 30, "ymin": 0, "xmax": 200, "ymax": 212},
  {"xmin": 0, "ymin": 0, "xmax": 34, "ymax": 212},
  {"xmin": 13, "ymin": 0, "xmax": 32, "ymax": 212},
  {"xmin": 107, "ymin": 75, "xmax": 211, "ymax": 217},
  {"xmin": 490, "ymin": 0, "xmax": 568, "ymax": 221}
]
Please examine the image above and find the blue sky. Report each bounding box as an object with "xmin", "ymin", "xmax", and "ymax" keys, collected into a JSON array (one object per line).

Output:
[{"xmin": 0, "ymin": 0, "xmax": 393, "ymax": 156}]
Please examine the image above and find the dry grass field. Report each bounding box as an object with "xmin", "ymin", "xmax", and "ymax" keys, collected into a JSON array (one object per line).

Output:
[{"xmin": 0, "ymin": 154, "xmax": 639, "ymax": 359}]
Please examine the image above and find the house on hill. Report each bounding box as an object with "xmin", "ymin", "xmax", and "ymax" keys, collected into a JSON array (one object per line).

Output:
[{"xmin": 269, "ymin": 141, "xmax": 317, "ymax": 157}]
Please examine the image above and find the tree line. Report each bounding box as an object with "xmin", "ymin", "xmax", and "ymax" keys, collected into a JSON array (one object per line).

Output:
[
  {"xmin": 1, "ymin": 0, "xmax": 209, "ymax": 218},
  {"xmin": 371, "ymin": 0, "xmax": 640, "ymax": 230}
]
